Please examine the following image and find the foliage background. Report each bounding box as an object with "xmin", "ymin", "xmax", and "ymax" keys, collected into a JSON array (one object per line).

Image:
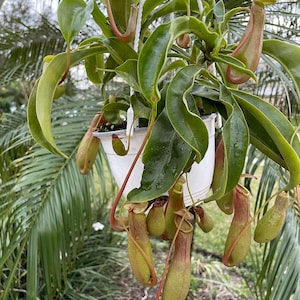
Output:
[{"xmin": 0, "ymin": 0, "xmax": 299, "ymax": 299}]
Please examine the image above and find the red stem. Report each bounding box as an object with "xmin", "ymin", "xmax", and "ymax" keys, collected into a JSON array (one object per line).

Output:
[{"xmin": 109, "ymin": 115, "xmax": 156, "ymax": 231}]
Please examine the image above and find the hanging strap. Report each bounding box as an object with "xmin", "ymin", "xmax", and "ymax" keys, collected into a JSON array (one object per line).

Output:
[{"xmin": 126, "ymin": 0, "xmax": 146, "ymax": 136}]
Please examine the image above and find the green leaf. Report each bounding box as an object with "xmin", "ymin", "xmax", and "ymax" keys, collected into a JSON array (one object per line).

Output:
[
  {"xmin": 138, "ymin": 23, "xmax": 172, "ymax": 104},
  {"xmin": 102, "ymin": 37, "xmax": 138, "ymax": 63},
  {"xmin": 27, "ymin": 80, "xmax": 67, "ymax": 158},
  {"xmin": 213, "ymin": 53, "xmax": 257, "ymax": 82},
  {"xmin": 138, "ymin": 16, "xmax": 219, "ymax": 104},
  {"xmin": 142, "ymin": 0, "xmax": 166, "ymax": 22},
  {"xmin": 232, "ymin": 89, "xmax": 300, "ymax": 190},
  {"xmin": 161, "ymin": 59, "xmax": 187, "ymax": 76},
  {"xmin": 233, "ymin": 90, "xmax": 300, "ymax": 154},
  {"xmin": 85, "ymin": 53, "xmax": 104, "ymax": 84},
  {"xmin": 27, "ymin": 229, "xmax": 38, "ymax": 299},
  {"xmin": 102, "ymin": 102, "xmax": 129, "ymax": 124},
  {"xmin": 127, "ymin": 110, "xmax": 193, "ymax": 202},
  {"xmin": 131, "ymin": 93, "xmax": 152, "ymax": 120},
  {"xmin": 217, "ymin": 85, "xmax": 249, "ymax": 195},
  {"xmin": 263, "ymin": 39, "xmax": 300, "ymax": 101},
  {"xmin": 57, "ymin": 0, "xmax": 94, "ymax": 45},
  {"xmin": 213, "ymin": 0, "xmax": 226, "ymax": 23},
  {"xmin": 143, "ymin": 0, "xmax": 202, "ymax": 24},
  {"xmin": 166, "ymin": 65, "xmax": 208, "ymax": 162},
  {"xmin": 91, "ymin": 0, "xmax": 113, "ymax": 38},
  {"xmin": 233, "ymin": 99, "xmax": 287, "ymax": 167},
  {"xmin": 28, "ymin": 46, "xmax": 103, "ymax": 157},
  {"xmin": 115, "ymin": 59, "xmax": 140, "ymax": 92},
  {"xmin": 191, "ymin": 82, "xmax": 250, "ymax": 199}
]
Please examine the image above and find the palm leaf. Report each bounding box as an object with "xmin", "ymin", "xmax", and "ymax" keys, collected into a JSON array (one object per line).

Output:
[
  {"xmin": 57, "ymin": 232, "xmax": 125, "ymax": 300},
  {"xmin": 0, "ymin": 97, "xmax": 115, "ymax": 299},
  {"xmin": 245, "ymin": 150, "xmax": 300, "ymax": 300},
  {"xmin": 256, "ymin": 205, "xmax": 300, "ymax": 300},
  {"xmin": 0, "ymin": 108, "xmax": 29, "ymax": 148},
  {"xmin": 0, "ymin": 9, "xmax": 65, "ymax": 86},
  {"xmin": 0, "ymin": 108, "xmax": 31, "ymax": 183}
]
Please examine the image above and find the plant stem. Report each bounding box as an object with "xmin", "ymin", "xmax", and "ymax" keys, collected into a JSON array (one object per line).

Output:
[
  {"xmin": 59, "ymin": 44, "xmax": 70, "ymax": 84},
  {"xmin": 109, "ymin": 111, "xmax": 156, "ymax": 231}
]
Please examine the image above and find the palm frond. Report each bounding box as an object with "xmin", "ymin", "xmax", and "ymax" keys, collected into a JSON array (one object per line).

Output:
[
  {"xmin": 0, "ymin": 0, "xmax": 101, "ymax": 87},
  {"xmin": 0, "ymin": 97, "xmax": 115, "ymax": 299},
  {"xmin": 57, "ymin": 232, "xmax": 124, "ymax": 300},
  {"xmin": 0, "ymin": 108, "xmax": 30, "ymax": 149},
  {"xmin": 0, "ymin": 108, "xmax": 30, "ymax": 183},
  {"xmin": 0, "ymin": 4, "xmax": 66, "ymax": 86},
  {"xmin": 256, "ymin": 206, "xmax": 300, "ymax": 300},
  {"xmin": 245, "ymin": 150, "xmax": 300, "ymax": 300},
  {"xmin": 264, "ymin": 1, "xmax": 300, "ymax": 41}
]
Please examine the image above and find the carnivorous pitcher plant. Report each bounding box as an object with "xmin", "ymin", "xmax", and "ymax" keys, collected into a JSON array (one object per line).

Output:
[{"xmin": 28, "ymin": 0, "xmax": 300, "ymax": 298}]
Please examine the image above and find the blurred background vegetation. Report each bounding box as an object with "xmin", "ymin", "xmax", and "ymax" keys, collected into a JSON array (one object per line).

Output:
[{"xmin": 0, "ymin": 0, "xmax": 299, "ymax": 299}]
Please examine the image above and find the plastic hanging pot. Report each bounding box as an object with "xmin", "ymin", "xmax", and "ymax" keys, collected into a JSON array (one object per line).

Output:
[{"xmin": 93, "ymin": 114, "xmax": 216, "ymax": 206}]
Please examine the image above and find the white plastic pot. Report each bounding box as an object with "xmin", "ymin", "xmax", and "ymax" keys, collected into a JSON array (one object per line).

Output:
[{"xmin": 93, "ymin": 114, "xmax": 216, "ymax": 206}]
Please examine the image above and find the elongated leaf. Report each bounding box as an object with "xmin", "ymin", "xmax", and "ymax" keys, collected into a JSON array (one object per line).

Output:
[
  {"xmin": 138, "ymin": 16, "xmax": 219, "ymax": 104},
  {"xmin": 233, "ymin": 90, "xmax": 300, "ymax": 149},
  {"xmin": 257, "ymin": 207, "xmax": 300, "ymax": 300},
  {"xmin": 29, "ymin": 46, "xmax": 103, "ymax": 157},
  {"xmin": 162, "ymin": 59, "xmax": 187, "ymax": 76},
  {"xmin": 131, "ymin": 93, "xmax": 152, "ymax": 120},
  {"xmin": 27, "ymin": 80, "xmax": 67, "ymax": 158},
  {"xmin": 191, "ymin": 82, "xmax": 249, "ymax": 199},
  {"xmin": 127, "ymin": 110, "xmax": 193, "ymax": 202},
  {"xmin": 233, "ymin": 90, "xmax": 300, "ymax": 190},
  {"xmin": 79, "ymin": 37, "xmax": 138, "ymax": 65},
  {"xmin": 27, "ymin": 228, "xmax": 38, "ymax": 299},
  {"xmin": 138, "ymin": 23, "xmax": 172, "ymax": 104},
  {"xmin": 143, "ymin": 0, "xmax": 202, "ymax": 24},
  {"xmin": 102, "ymin": 102, "xmax": 129, "ymax": 124},
  {"xmin": 142, "ymin": 0, "xmax": 166, "ymax": 22},
  {"xmin": 263, "ymin": 39, "xmax": 300, "ymax": 102},
  {"xmin": 214, "ymin": 0, "xmax": 226, "ymax": 23},
  {"xmin": 216, "ymin": 85, "xmax": 249, "ymax": 195},
  {"xmin": 57, "ymin": 0, "xmax": 94, "ymax": 44},
  {"xmin": 166, "ymin": 65, "xmax": 208, "ymax": 162}
]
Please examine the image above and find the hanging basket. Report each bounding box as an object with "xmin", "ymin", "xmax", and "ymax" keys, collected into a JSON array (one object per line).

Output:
[{"xmin": 93, "ymin": 114, "xmax": 216, "ymax": 206}]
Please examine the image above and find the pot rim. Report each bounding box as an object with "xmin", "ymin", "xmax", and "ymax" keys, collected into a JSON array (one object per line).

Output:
[
  {"xmin": 92, "ymin": 113, "xmax": 217, "ymax": 138},
  {"xmin": 92, "ymin": 126, "xmax": 147, "ymax": 138}
]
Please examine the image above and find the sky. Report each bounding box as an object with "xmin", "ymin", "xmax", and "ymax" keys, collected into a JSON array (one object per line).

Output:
[{"xmin": 35, "ymin": 0, "xmax": 58, "ymax": 13}]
